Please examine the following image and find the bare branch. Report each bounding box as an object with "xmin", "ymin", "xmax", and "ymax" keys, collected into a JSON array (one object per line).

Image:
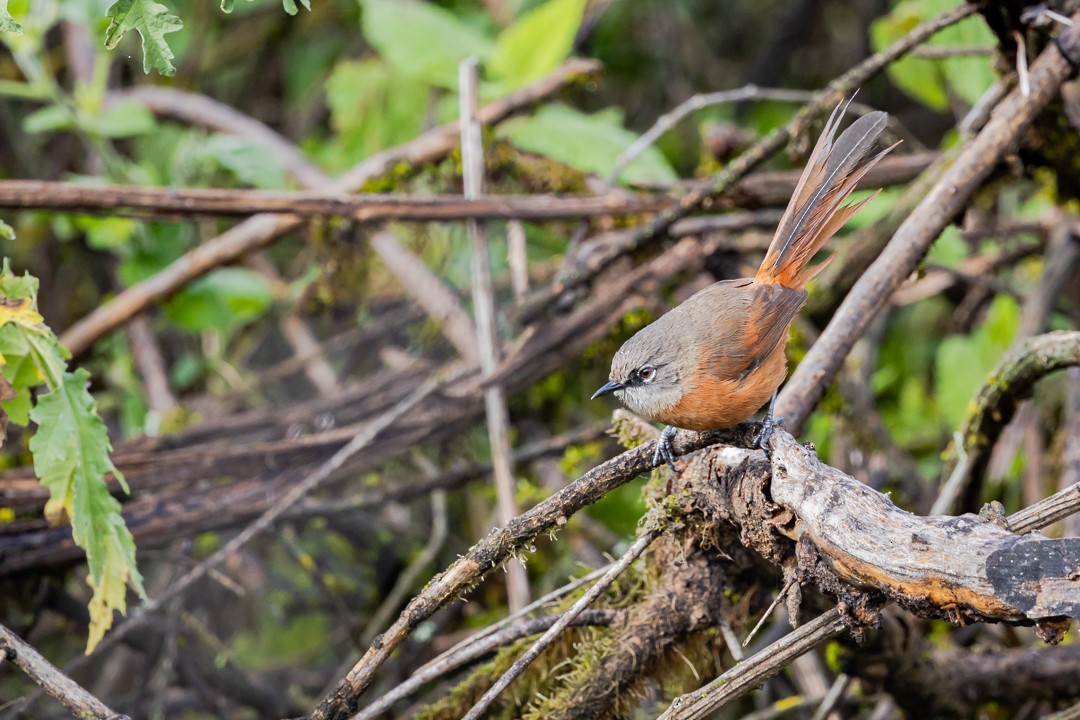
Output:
[
  {"xmin": 0, "ymin": 623, "xmax": 128, "ymax": 720},
  {"xmin": 777, "ymin": 14, "xmax": 1080, "ymax": 434}
]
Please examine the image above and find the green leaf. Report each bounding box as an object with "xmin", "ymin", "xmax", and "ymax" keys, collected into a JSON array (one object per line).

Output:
[
  {"xmin": 497, "ymin": 104, "xmax": 678, "ymax": 185},
  {"xmin": 166, "ymin": 267, "xmax": 273, "ymax": 333},
  {"xmin": 283, "ymin": 0, "xmax": 310, "ymax": 15},
  {"xmin": 221, "ymin": 0, "xmax": 235, "ymax": 11},
  {"xmin": 489, "ymin": 0, "xmax": 585, "ymax": 90},
  {"xmin": 104, "ymin": 0, "xmax": 183, "ymax": 77},
  {"xmin": 0, "ymin": 218, "xmax": 13, "ymax": 240},
  {"xmin": 0, "ymin": 0, "xmax": 23, "ymax": 35},
  {"xmin": 358, "ymin": 0, "xmax": 493, "ymax": 89},
  {"xmin": 30, "ymin": 368, "xmax": 145, "ymax": 653}
]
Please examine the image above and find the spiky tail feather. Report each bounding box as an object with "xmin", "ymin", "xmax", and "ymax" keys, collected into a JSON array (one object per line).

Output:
[{"xmin": 756, "ymin": 103, "xmax": 897, "ymax": 290}]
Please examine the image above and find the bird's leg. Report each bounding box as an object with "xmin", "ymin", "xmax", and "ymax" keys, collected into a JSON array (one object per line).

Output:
[
  {"xmin": 754, "ymin": 390, "xmax": 784, "ymax": 453},
  {"xmin": 653, "ymin": 425, "xmax": 679, "ymax": 471}
]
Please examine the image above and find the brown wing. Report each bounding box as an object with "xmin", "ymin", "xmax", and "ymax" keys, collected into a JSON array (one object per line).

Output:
[{"xmin": 684, "ymin": 280, "xmax": 807, "ymax": 382}]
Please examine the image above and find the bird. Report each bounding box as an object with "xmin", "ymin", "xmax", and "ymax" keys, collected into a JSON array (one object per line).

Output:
[{"xmin": 592, "ymin": 103, "xmax": 895, "ymax": 468}]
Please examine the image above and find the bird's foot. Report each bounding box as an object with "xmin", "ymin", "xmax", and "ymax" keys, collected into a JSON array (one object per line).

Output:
[
  {"xmin": 653, "ymin": 425, "xmax": 679, "ymax": 472},
  {"xmin": 753, "ymin": 391, "xmax": 784, "ymax": 455}
]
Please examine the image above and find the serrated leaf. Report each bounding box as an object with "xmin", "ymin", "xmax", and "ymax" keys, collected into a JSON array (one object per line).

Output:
[
  {"xmin": 166, "ymin": 267, "xmax": 273, "ymax": 333},
  {"xmin": 30, "ymin": 368, "xmax": 144, "ymax": 653},
  {"xmin": 104, "ymin": 0, "xmax": 183, "ymax": 77},
  {"xmin": 359, "ymin": 0, "xmax": 493, "ymax": 89},
  {"xmin": 489, "ymin": 0, "xmax": 585, "ymax": 89},
  {"xmin": 497, "ymin": 104, "xmax": 678, "ymax": 185}
]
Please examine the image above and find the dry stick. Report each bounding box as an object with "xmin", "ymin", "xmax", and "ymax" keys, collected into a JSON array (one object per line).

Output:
[
  {"xmin": 58, "ymin": 58, "xmax": 601, "ymax": 357},
  {"xmin": 0, "ymin": 180, "xmax": 671, "ymax": 221},
  {"xmin": 527, "ymin": 3, "xmax": 976, "ymax": 316},
  {"xmin": 777, "ymin": 14, "xmax": 1080, "ymax": 436},
  {"xmin": 13, "ymin": 371, "xmax": 458, "ymax": 718},
  {"xmin": 659, "ymin": 608, "xmax": 848, "ymax": 720},
  {"xmin": 353, "ymin": 565, "xmax": 614, "ymax": 720},
  {"xmin": 460, "ymin": 530, "xmax": 659, "ymax": 720},
  {"xmin": 309, "ymin": 425, "xmax": 752, "ymax": 720},
  {"xmin": 1062, "ymin": 368, "xmax": 1080, "ymax": 537},
  {"xmin": 460, "ymin": 58, "xmax": 530, "ymax": 612},
  {"xmin": 608, "ymin": 87, "xmax": 913, "ymax": 185},
  {"xmin": 0, "ymin": 622, "xmax": 128, "ymax": 720}
]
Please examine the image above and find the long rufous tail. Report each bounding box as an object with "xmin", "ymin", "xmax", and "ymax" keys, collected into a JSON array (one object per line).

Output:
[{"xmin": 755, "ymin": 103, "xmax": 896, "ymax": 290}]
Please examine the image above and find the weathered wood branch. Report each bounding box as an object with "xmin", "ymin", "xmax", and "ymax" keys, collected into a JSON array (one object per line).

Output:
[
  {"xmin": 0, "ymin": 622, "xmax": 127, "ymax": 720},
  {"xmin": 766, "ymin": 431, "xmax": 1079, "ymax": 625},
  {"xmin": 934, "ymin": 331, "xmax": 1080, "ymax": 514}
]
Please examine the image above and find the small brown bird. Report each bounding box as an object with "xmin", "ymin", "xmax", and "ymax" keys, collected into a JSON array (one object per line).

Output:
[{"xmin": 593, "ymin": 104, "xmax": 895, "ymax": 465}]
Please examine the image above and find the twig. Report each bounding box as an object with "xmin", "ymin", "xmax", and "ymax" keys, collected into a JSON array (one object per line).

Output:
[
  {"xmin": 932, "ymin": 332, "xmax": 1080, "ymax": 515},
  {"xmin": 353, "ymin": 566, "xmax": 614, "ymax": 720},
  {"xmin": 460, "ymin": 57, "xmax": 530, "ymax": 612},
  {"xmin": 0, "ymin": 180, "xmax": 671, "ymax": 221},
  {"xmin": 777, "ymin": 13, "xmax": 1080, "ymax": 435},
  {"xmin": 309, "ymin": 425, "xmax": 755, "ymax": 720},
  {"xmin": 910, "ymin": 45, "xmax": 995, "ymax": 58},
  {"xmin": 58, "ymin": 58, "xmax": 601, "ymax": 357},
  {"xmin": 743, "ymin": 579, "xmax": 794, "ymax": 647},
  {"xmin": 1062, "ymin": 368, "xmax": 1080, "ymax": 537},
  {"xmin": 608, "ymin": 87, "xmax": 891, "ymax": 185},
  {"xmin": 0, "ymin": 622, "xmax": 129, "ymax": 720},
  {"xmin": 658, "ymin": 608, "xmax": 847, "ymax": 720},
  {"xmin": 1007, "ymin": 481, "xmax": 1080, "ymax": 535},
  {"xmin": 127, "ymin": 315, "xmax": 177, "ymax": 420},
  {"xmin": 460, "ymin": 530, "xmax": 658, "ymax": 720},
  {"xmin": 810, "ymin": 673, "xmax": 852, "ymax": 720},
  {"xmin": 18, "ymin": 369, "xmax": 460, "ymax": 717},
  {"xmin": 507, "ymin": 220, "xmax": 529, "ymax": 301},
  {"xmin": 527, "ymin": 3, "xmax": 977, "ymax": 315}
]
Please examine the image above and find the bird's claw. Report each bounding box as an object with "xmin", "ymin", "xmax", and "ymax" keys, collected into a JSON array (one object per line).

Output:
[
  {"xmin": 754, "ymin": 390, "xmax": 783, "ymax": 456},
  {"xmin": 653, "ymin": 425, "xmax": 679, "ymax": 471}
]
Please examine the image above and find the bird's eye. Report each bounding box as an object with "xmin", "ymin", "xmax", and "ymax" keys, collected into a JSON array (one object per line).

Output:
[{"xmin": 638, "ymin": 366, "xmax": 656, "ymax": 382}]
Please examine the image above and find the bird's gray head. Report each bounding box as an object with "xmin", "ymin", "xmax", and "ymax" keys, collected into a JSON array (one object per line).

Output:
[{"xmin": 591, "ymin": 321, "xmax": 687, "ymax": 421}]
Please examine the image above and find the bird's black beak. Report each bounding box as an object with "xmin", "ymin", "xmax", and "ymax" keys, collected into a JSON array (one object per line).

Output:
[{"xmin": 591, "ymin": 380, "xmax": 624, "ymax": 400}]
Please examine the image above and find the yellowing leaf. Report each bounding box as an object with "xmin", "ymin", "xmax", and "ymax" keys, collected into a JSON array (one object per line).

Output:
[{"xmin": 30, "ymin": 369, "xmax": 145, "ymax": 653}]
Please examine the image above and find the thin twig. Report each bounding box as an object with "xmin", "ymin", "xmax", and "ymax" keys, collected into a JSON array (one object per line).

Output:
[
  {"xmin": 353, "ymin": 565, "xmax": 614, "ymax": 720},
  {"xmin": 460, "ymin": 57, "xmax": 530, "ymax": 612},
  {"xmin": 14, "ymin": 369, "xmax": 461, "ymax": 718},
  {"xmin": 0, "ymin": 180, "xmax": 670, "ymax": 221},
  {"xmin": 658, "ymin": 608, "xmax": 847, "ymax": 720},
  {"xmin": 460, "ymin": 530, "xmax": 658, "ymax": 720},
  {"xmin": 0, "ymin": 623, "xmax": 128, "ymax": 720},
  {"xmin": 58, "ymin": 58, "xmax": 601, "ymax": 357},
  {"xmin": 743, "ymin": 579, "xmax": 794, "ymax": 647},
  {"xmin": 777, "ymin": 13, "xmax": 1080, "ymax": 435},
  {"xmin": 526, "ymin": 3, "xmax": 977, "ymax": 316}
]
